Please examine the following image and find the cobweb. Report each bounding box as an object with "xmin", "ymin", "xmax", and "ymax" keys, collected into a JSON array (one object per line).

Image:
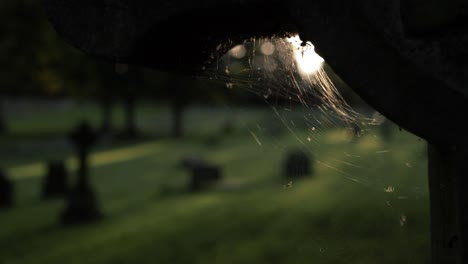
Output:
[
  {"xmin": 199, "ymin": 35, "xmax": 379, "ymax": 184},
  {"xmin": 197, "ymin": 34, "xmax": 429, "ymax": 263},
  {"xmin": 211, "ymin": 36, "xmax": 358, "ymax": 121}
]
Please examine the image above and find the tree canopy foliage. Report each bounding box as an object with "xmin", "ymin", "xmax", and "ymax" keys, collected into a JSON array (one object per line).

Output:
[{"xmin": 0, "ymin": 1, "xmax": 97, "ymax": 96}]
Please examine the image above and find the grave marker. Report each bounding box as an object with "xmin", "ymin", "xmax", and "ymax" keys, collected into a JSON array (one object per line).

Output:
[
  {"xmin": 181, "ymin": 156, "xmax": 222, "ymax": 191},
  {"xmin": 284, "ymin": 150, "xmax": 313, "ymax": 178},
  {"xmin": 62, "ymin": 121, "xmax": 101, "ymax": 224},
  {"xmin": 190, "ymin": 165, "xmax": 222, "ymax": 192},
  {"xmin": 0, "ymin": 170, "xmax": 13, "ymax": 208},
  {"xmin": 42, "ymin": 160, "xmax": 68, "ymax": 199}
]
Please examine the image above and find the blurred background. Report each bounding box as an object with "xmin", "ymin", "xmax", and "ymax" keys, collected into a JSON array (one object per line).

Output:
[{"xmin": 0, "ymin": 1, "xmax": 429, "ymax": 263}]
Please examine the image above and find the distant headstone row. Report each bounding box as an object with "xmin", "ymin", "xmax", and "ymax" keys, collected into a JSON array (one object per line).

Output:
[
  {"xmin": 4, "ymin": 119, "xmax": 315, "ymax": 231},
  {"xmin": 180, "ymin": 149, "xmax": 315, "ymax": 193}
]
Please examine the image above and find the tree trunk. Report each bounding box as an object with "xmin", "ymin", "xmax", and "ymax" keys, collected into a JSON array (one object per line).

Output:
[
  {"xmin": 100, "ymin": 98, "xmax": 112, "ymax": 133},
  {"xmin": 172, "ymin": 100, "xmax": 184, "ymax": 138},
  {"xmin": 124, "ymin": 96, "xmax": 137, "ymax": 137},
  {"xmin": 0, "ymin": 99, "xmax": 6, "ymax": 134},
  {"xmin": 428, "ymin": 143, "xmax": 468, "ymax": 264}
]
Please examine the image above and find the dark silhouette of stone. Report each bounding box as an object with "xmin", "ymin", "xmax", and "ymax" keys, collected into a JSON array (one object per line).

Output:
[
  {"xmin": 189, "ymin": 164, "xmax": 221, "ymax": 192},
  {"xmin": 190, "ymin": 166, "xmax": 221, "ymax": 191},
  {"xmin": 42, "ymin": 160, "xmax": 68, "ymax": 199},
  {"xmin": 0, "ymin": 170, "xmax": 12, "ymax": 208},
  {"xmin": 181, "ymin": 155, "xmax": 222, "ymax": 191},
  {"xmin": 284, "ymin": 150, "xmax": 313, "ymax": 178},
  {"xmin": 42, "ymin": 0, "xmax": 468, "ymax": 145},
  {"xmin": 62, "ymin": 121, "xmax": 101, "ymax": 224}
]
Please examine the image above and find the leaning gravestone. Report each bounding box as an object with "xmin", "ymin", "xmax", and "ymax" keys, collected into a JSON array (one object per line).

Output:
[
  {"xmin": 0, "ymin": 169, "xmax": 13, "ymax": 208},
  {"xmin": 42, "ymin": 160, "xmax": 68, "ymax": 199},
  {"xmin": 62, "ymin": 122, "xmax": 101, "ymax": 224},
  {"xmin": 284, "ymin": 150, "xmax": 314, "ymax": 178}
]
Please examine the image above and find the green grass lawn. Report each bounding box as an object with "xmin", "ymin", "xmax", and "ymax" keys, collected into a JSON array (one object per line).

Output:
[{"xmin": 0, "ymin": 103, "xmax": 430, "ymax": 264}]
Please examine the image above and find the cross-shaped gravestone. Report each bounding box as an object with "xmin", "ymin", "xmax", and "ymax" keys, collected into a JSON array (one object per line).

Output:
[
  {"xmin": 42, "ymin": 160, "xmax": 68, "ymax": 199},
  {"xmin": 0, "ymin": 169, "xmax": 13, "ymax": 208},
  {"xmin": 62, "ymin": 121, "xmax": 101, "ymax": 224}
]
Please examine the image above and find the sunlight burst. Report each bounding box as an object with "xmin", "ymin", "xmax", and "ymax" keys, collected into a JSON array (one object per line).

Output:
[{"xmin": 286, "ymin": 35, "xmax": 324, "ymax": 74}]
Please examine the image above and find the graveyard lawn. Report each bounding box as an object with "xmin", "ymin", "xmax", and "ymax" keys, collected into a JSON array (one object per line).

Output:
[{"xmin": 0, "ymin": 104, "xmax": 429, "ymax": 264}]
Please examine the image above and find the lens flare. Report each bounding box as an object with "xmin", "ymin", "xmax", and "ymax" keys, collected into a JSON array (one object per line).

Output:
[
  {"xmin": 260, "ymin": 41, "xmax": 275, "ymax": 56},
  {"xmin": 228, "ymin": 45, "xmax": 247, "ymax": 59},
  {"xmin": 286, "ymin": 35, "xmax": 324, "ymax": 74}
]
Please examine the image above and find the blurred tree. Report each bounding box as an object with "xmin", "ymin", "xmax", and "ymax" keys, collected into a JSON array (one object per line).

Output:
[
  {"xmin": 167, "ymin": 74, "xmax": 228, "ymax": 138},
  {"xmin": 0, "ymin": 0, "xmax": 262, "ymax": 140},
  {"xmin": 0, "ymin": 0, "xmax": 100, "ymax": 133},
  {"xmin": 170, "ymin": 77, "xmax": 188, "ymax": 138},
  {"xmin": 0, "ymin": 0, "xmax": 44, "ymax": 133},
  {"xmin": 0, "ymin": 0, "xmax": 99, "ymax": 97},
  {"xmin": 0, "ymin": 102, "xmax": 5, "ymax": 134},
  {"xmin": 96, "ymin": 62, "xmax": 118, "ymax": 134},
  {"xmin": 116, "ymin": 64, "xmax": 145, "ymax": 138},
  {"xmin": 95, "ymin": 62, "xmax": 146, "ymax": 138}
]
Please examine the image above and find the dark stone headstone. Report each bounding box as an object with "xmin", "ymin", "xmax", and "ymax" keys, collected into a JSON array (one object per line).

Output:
[
  {"xmin": 62, "ymin": 185, "xmax": 101, "ymax": 224},
  {"xmin": 120, "ymin": 95, "xmax": 139, "ymax": 139},
  {"xmin": 189, "ymin": 165, "xmax": 222, "ymax": 192},
  {"xmin": 284, "ymin": 150, "xmax": 313, "ymax": 178},
  {"xmin": 62, "ymin": 121, "xmax": 101, "ymax": 224},
  {"xmin": 42, "ymin": 160, "xmax": 68, "ymax": 199},
  {"xmin": 0, "ymin": 170, "xmax": 13, "ymax": 208}
]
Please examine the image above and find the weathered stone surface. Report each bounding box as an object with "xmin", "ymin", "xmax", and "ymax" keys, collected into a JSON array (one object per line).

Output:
[
  {"xmin": 42, "ymin": 0, "xmax": 290, "ymax": 72},
  {"xmin": 288, "ymin": 1, "xmax": 468, "ymax": 145},
  {"xmin": 42, "ymin": 0, "xmax": 468, "ymax": 144}
]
